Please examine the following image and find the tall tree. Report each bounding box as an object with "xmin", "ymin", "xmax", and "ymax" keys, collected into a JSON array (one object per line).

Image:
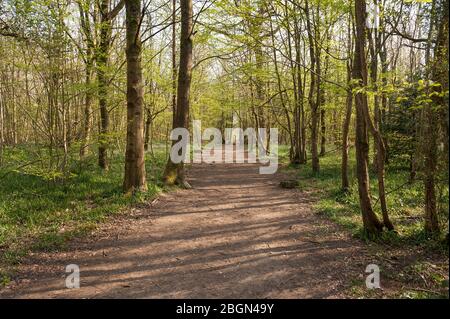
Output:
[
  {"xmin": 423, "ymin": 0, "xmax": 448, "ymax": 234},
  {"xmin": 123, "ymin": 0, "xmax": 147, "ymax": 193},
  {"xmin": 353, "ymin": 0, "xmax": 383, "ymax": 236},
  {"xmin": 0, "ymin": 83, "xmax": 3, "ymax": 166},
  {"xmin": 97, "ymin": 0, "xmax": 124, "ymax": 170},
  {"xmin": 163, "ymin": 0, "xmax": 193, "ymax": 187},
  {"xmin": 366, "ymin": 2, "xmax": 394, "ymax": 230},
  {"xmin": 341, "ymin": 13, "xmax": 353, "ymax": 192},
  {"xmin": 304, "ymin": 0, "xmax": 320, "ymax": 173},
  {"xmin": 77, "ymin": 0, "xmax": 95, "ymax": 158},
  {"xmin": 171, "ymin": 0, "xmax": 177, "ymax": 129}
]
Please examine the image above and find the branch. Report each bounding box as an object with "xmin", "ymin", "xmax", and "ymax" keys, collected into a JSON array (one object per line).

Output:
[
  {"xmin": 107, "ymin": 0, "xmax": 125, "ymax": 20},
  {"xmin": 386, "ymin": 19, "xmax": 430, "ymax": 43}
]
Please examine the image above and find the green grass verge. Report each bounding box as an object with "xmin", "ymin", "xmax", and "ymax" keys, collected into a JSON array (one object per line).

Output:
[
  {"xmin": 0, "ymin": 144, "xmax": 169, "ymax": 281},
  {"xmin": 279, "ymin": 145, "xmax": 449, "ymax": 299},
  {"xmin": 279, "ymin": 145, "xmax": 449, "ymax": 249}
]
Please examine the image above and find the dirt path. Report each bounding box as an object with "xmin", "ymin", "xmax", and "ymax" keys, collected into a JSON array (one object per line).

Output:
[{"xmin": 0, "ymin": 162, "xmax": 371, "ymax": 299}]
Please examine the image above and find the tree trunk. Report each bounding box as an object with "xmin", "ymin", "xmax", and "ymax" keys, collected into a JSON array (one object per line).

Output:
[
  {"xmin": 80, "ymin": 60, "xmax": 93, "ymax": 158},
  {"xmin": 123, "ymin": 0, "xmax": 147, "ymax": 193},
  {"xmin": 0, "ymin": 87, "xmax": 3, "ymax": 166},
  {"xmin": 319, "ymin": 30, "xmax": 330, "ymax": 157},
  {"xmin": 342, "ymin": 60, "xmax": 353, "ymax": 192},
  {"xmin": 353, "ymin": 0, "xmax": 383, "ymax": 236},
  {"xmin": 269, "ymin": 11, "xmax": 292, "ymax": 160},
  {"xmin": 171, "ymin": 0, "xmax": 177, "ymax": 128},
  {"xmin": 163, "ymin": 0, "xmax": 193, "ymax": 187},
  {"xmin": 367, "ymin": 13, "xmax": 394, "ymax": 230},
  {"xmin": 305, "ymin": 0, "xmax": 319, "ymax": 173},
  {"xmin": 294, "ymin": 13, "xmax": 306, "ymax": 164},
  {"xmin": 144, "ymin": 107, "xmax": 151, "ymax": 151},
  {"xmin": 320, "ymin": 108, "xmax": 326, "ymax": 156},
  {"xmin": 285, "ymin": 1, "xmax": 299, "ymax": 163},
  {"xmin": 97, "ymin": 0, "xmax": 112, "ymax": 170},
  {"xmin": 78, "ymin": 1, "xmax": 95, "ymax": 159},
  {"xmin": 424, "ymin": 0, "xmax": 448, "ymax": 234}
]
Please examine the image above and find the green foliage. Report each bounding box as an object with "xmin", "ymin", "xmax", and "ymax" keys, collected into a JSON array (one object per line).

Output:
[{"xmin": 385, "ymin": 82, "xmax": 419, "ymax": 163}]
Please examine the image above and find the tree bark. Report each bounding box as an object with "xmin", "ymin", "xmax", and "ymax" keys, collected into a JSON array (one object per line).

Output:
[
  {"xmin": 424, "ymin": 0, "xmax": 448, "ymax": 234},
  {"xmin": 367, "ymin": 13, "xmax": 394, "ymax": 230},
  {"xmin": 0, "ymin": 86, "xmax": 3, "ymax": 166},
  {"xmin": 294, "ymin": 12, "xmax": 306, "ymax": 164},
  {"xmin": 78, "ymin": 0, "xmax": 95, "ymax": 159},
  {"xmin": 305, "ymin": 0, "xmax": 319, "ymax": 173},
  {"xmin": 80, "ymin": 60, "xmax": 94, "ymax": 158},
  {"xmin": 320, "ymin": 108, "xmax": 326, "ymax": 156},
  {"xmin": 123, "ymin": 0, "xmax": 147, "ymax": 193},
  {"xmin": 342, "ymin": 60, "xmax": 353, "ymax": 192},
  {"xmin": 171, "ymin": 0, "xmax": 177, "ymax": 129},
  {"xmin": 144, "ymin": 107, "xmax": 151, "ymax": 151},
  {"xmin": 163, "ymin": 0, "xmax": 193, "ymax": 187},
  {"xmin": 97, "ymin": 0, "xmax": 112, "ymax": 170},
  {"xmin": 353, "ymin": 0, "xmax": 383, "ymax": 236}
]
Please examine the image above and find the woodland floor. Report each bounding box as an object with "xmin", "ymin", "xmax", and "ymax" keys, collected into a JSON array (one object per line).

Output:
[{"xmin": 0, "ymin": 161, "xmax": 448, "ymax": 299}]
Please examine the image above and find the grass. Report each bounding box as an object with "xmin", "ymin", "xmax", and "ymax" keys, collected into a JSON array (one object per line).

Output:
[
  {"xmin": 279, "ymin": 144, "xmax": 449, "ymax": 299},
  {"xmin": 280, "ymin": 145, "xmax": 449, "ymax": 248},
  {"xmin": 0, "ymin": 144, "xmax": 169, "ymax": 281}
]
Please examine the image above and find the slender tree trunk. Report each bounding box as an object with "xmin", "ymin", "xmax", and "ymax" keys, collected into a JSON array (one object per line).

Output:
[
  {"xmin": 380, "ymin": 28, "xmax": 390, "ymax": 166},
  {"xmin": 305, "ymin": 0, "xmax": 319, "ymax": 173},
  {"xmin": 342, "ymin": 61, "xmax": 353, "ymax": 192},
  {"xmin": 341, "ymin": 11, "xmax": 354, "ymax": 193},
  {"xmin": 123, "ymin": 0, "xmax": 147, "ymax": 193},
  {"xmin": 367, "ymin": 14, "xmax": 394, "ymax": 230},
  {"xmin": 269, "ymin": 12, "xmax": 292, "ymax": 158},
  {"xmin": 78, "ymin": 1, "xmax": 94, "ymax": 158},
  {"xmin": 0, "ymin": 86, "xmax": 3, "ymax": 166},
  {"xmin": 254, "ymin": 5, "xmax": 266, "ymax": 142},
  {"xmin": 287, "ymin": 3, "xmax": 299, "ymax": 164},
  {"xmin": 353, "ymin": 0, "xmax": 383, "ymax": 236},
  {"xmin": 80, "ymin": 60, "xmax": 93, "ymax": 158},
  {"xmin": 163, "ymin": 0, "xmax": 193, "ymax": 187},
  {"xmin": 97, "ymin": 0, "xmax": 112, "ymax": 170},
  {"xmin": 11, "ymin": 68, "xmax": 17, "ymax": 146},
  {"xmin": 294, "ymin": 14, "xmax": 306, "ymax": 164},
  {"xmin": 424, "ymin": 0, "xmax": 448, "ymax": 234},
  {"xmin": 171, "ymin": 0, "xmax": 177, "ymax": 128},
  {"xmin": 144, "ymin": 107, "xmax": 151, "ymax": 151},
  {"xmin": 285, "ymin": 0, "xmax": 300, "ymax": 164},
  {"xmin": 320, "ymin": 108, "xmax": 326, "ymax": 156},
  {"xmin": 319, "ymin": 32, "xmax": 330, "ymax": 157}
]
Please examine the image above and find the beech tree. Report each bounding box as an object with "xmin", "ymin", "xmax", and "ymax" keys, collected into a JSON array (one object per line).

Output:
[
  {"xmin": 353, "ymin": 0, "xmax": 383, "ymax": 236},
  {"xmin": 163, "ymin": 0, "xmax": 193, "ymax": 187},
  {"xmin": 123, "ymin": 0, "xmax": 147, "ymax": 193},
  {"xmin": 423, "ymin": 0, "xmax": 448, "ymax": 234}
]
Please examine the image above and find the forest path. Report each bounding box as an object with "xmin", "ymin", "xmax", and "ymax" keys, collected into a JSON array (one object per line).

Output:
[{"xmin": 1, "ymin": 162, "xmax": 369, "ymax": 298}]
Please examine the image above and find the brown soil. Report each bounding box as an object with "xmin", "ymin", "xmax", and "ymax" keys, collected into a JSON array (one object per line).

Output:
[{"xmin": 0, "ymin": 162, "xmax": 432, "ymax": 299}]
